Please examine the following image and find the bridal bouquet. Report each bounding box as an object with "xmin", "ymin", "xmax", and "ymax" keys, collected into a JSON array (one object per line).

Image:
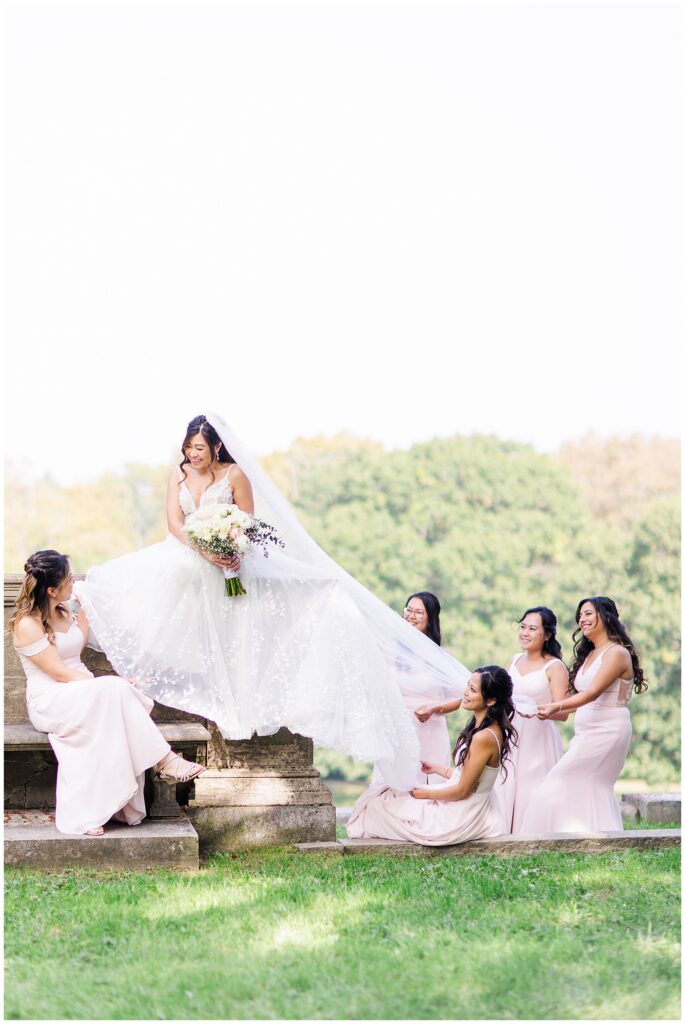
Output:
[{"xmin": 184, "ymin": 503, "xmax": 283, "ymax": 596}]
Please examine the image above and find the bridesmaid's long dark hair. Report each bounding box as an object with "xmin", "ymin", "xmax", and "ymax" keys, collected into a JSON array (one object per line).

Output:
[
  {"xmin": 9, "ymin": 550, "xmax": 71, "ymax": 643},
  {"xmin": 179, "ymin": 415, "xmax": 235, "ymax": 485},
  {"xmin": 569, "ymin": 596, "xmax": 646, "ymax": 694},
  {"xmin": 405, "ymin": 591, "xmax": 442, "ymax": 645},
  {"xmin": 452, "ymin": 665, "xmax": 518, "ymax": 781},
  {"xmin": 517, "ymin": 606, "xmax": 563, "ymax": 660}
]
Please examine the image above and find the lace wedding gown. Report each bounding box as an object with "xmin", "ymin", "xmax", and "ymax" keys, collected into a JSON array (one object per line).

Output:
[{"xmin": 75, "ymin": 414, "xmax": 470, "ymax": 789}]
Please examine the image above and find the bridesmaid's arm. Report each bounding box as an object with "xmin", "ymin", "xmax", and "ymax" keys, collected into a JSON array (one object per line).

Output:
[
  {"xmin": 414, "ymin": 698, "xmax": 462, "ymax": 722},
  {"xmin": 537, "ymin": 648, "xmax": 632, "ymax": 719},
  {"xmin": 230, "ymin": 466, "xmax": 255, "ymax": 515},
  {"xmin": 544, "ymin": 662, "xmax": 571, "ymax": 721},
  {"xmin": 411, "ymin": 733, "xmax": 496, "ymax": 802}
]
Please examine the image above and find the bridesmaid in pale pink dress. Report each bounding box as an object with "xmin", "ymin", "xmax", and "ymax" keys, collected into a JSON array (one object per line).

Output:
[
  {"xmin": 347, "ymin": 666, "xmax": 517, "ymax": 845},
  {"xmin": 495, "ymin": 606, "xmax": 568, "ymax": 833},
  {"xmin": 10, "ymin": 550, "xmax": 206, "ymax": 836},
  {"xmin": 521, "ymin": 596, "xmax": 647, "ymax": 834},
  {"xmin": 400, "ymin": 592, "xmax": 462, "ymax": 783}
]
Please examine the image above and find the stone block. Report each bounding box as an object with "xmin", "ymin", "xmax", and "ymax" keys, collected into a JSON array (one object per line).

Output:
[
  {"xmin": 4, "ymin": 811, "xmax": 199, "ymax": 871},
  {"xmin": 188, "ymin": 803, "xmax": 336, "ymax": 852},
  {"xmin": 631, "ymin": 793, "xmax": 681, "ymax": 824},
  {"xmin": 296, "ymin": 842, "xmax": 345, "ymax": 856},
  {"xmin": 190, "ymin": 769, "xmax": 332, "ymax": 807},
  {"xmin": 339, "ymin": 830, "xmax": 681, "ymax": 857},
  {"xmin": 4, "ymin": 751, "xmax": 57, "ymax": 808}
]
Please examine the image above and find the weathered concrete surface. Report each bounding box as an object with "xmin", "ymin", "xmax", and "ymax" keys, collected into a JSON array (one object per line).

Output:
[
  {"xmin": 4, "ymin": 750, "xmax": 58, "ymax": 809},
  {"xmin": 188, "ymin": 803, "xmax": 337, "ymax": 853},
  {"xmin": 329, "ymin": 830, "xmax": 681, "ymax": 858},
  {"xmin": 297, "ymin": 841, "xmax": 345, "ymax": 856},
  {"xmin": 4, "ymin": 810, "xmax": 199, "ymax": 871},
  {"xmin": 191, "ymin": 768, "xmax": 333, "ymax": 807},
  {"xmin": 622, "ymin": 792, "xmax": 681, "ymax": 825},
  {"xmin": 5, "ymin": 721, "xmax": 211, "ymax": 751}
]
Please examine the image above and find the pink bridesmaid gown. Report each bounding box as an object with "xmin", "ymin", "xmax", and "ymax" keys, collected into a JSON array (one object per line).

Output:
[
  {"xmin": 16, "ymin": 621, "xmax": 170, "ymax": 835},
  {"xmin": 347, "ymin": 728, "xmax": 504, "ymax": 845},
  {"xmin": 495, "ymin": 654, "xmax": 565, "ymax": 833},
  {"xmin": 520, "ymin": 644, "xmax": 633, "ymax": 833}
]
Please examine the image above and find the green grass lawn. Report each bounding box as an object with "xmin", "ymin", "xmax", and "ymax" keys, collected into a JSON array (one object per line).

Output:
[{"xmin": 4, "ymin": 847, "xmax": 680, "ymax": 1020}]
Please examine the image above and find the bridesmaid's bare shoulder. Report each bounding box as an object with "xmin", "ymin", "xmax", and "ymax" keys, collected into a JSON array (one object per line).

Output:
[{"xmin": 13, "ymin": 614, "xmax": 46, "ymax": 646}]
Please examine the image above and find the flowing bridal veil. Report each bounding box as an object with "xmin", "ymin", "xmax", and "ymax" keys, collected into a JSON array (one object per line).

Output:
[{"xmin": 76, "ymin": 412, "xmax": 470, "ymax": 789}]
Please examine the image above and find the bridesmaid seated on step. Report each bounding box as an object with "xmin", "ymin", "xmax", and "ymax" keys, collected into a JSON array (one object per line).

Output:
[
  {"xmin": 10, "ymin": 550, "xmax": 206, "ymax": 837},
  {"xmin": 521, "ymin": 596, "xmax": 647, "ymax": 834},
  {"xmin": 346, "ymin": 666, "xmax": 518, "ymax": 846},
  {"xmin": 494, "ymin": 606, "xmax": 569, "ymax": 834}
]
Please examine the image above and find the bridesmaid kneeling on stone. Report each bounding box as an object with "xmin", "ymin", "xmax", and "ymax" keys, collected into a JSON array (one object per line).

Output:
[
  {"xmin": 347, "ymin": 666, "xmax": 517, "ymax": 845},
  {"xmin": 10, "ymin": 550, "xmax": 206, "ymax": 836}
]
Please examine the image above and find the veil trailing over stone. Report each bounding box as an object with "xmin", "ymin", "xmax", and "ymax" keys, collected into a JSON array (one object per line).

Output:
[{"xmin": 206, "ymin": 411, "xmax": 470, "ymax": 783}]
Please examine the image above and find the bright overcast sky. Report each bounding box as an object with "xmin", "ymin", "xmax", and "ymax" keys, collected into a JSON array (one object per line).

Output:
[{"xmin": 4, "ymin": 0, "xmax": 681, "ymax": 484}]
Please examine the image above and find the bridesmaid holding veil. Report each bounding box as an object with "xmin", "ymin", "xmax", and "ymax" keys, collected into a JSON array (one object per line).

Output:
[
  {"xmin": 76, "ymin": 413, "xmax": 471, "ymax": 789},
  {"xmin": 494, "ymin": 606, "xmax": 568, "ymax": 833},
  {"xmin": 522, "ymin": 596, "xmax": 646, "ymax": 834}
]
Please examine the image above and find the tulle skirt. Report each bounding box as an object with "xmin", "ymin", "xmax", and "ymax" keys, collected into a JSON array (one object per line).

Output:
[{"xmin": 75, "ymin": 535, "xmax": 420, "ymax": 788}]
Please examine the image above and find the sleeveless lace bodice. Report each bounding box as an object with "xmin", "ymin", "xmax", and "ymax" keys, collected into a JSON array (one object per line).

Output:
[
  {"xmin": 178, "ymin": 470, "xmax": 234, "ymax": 519},
  {"xmin": 576, "ymin": 645, "xmax": 633, "ymax": 708}
]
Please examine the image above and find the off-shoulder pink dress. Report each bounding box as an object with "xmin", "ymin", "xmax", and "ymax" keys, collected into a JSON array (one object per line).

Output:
[
  {"xmin": 520, "ymin": 645, "xmax": 633, "ymax": 833},
  {"xmin": 16, "ymin": 621, "xmax": 169, "ymax": 835},
  {"xmin": 494, "ymin": 654, "xmax": 565, "ymax": 833},
  {"xmin": 347, "ymin": 728, "xmax": 505, "ymax": 845}
]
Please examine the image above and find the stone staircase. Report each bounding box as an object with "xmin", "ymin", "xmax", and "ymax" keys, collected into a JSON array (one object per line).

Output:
[{"xmin": 4, "ymin": 810, "xmax": 199, "ymax": 871}]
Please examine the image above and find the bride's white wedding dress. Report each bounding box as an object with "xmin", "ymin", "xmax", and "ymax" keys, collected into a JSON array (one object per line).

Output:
[{"xmin": 75, "ymin": 413, "xmax": 469, "ymax": 789}]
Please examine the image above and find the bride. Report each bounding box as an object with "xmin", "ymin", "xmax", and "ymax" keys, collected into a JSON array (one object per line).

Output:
[{"xmin": 75, "ymin": 413, "xmax": 469, "ymax": 789}]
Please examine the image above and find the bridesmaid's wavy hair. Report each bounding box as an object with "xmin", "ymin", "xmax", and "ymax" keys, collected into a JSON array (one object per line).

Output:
[
  {"xmin": 517, "ymin": 606, "xmax": 563, "ymax": 660},
  {"xmin": 569, "ymin": 596, "xmax": 646, "ymax": 695},
  {"xmin": 452, "ymin": 666, "xmax": 519, "ymax": 781},
  {"xmin": 179, "ymin": 415, "xmax": 235, "ymax": 485},
  {"xmin": 405, "ymin": 591, "xmax": 442, "ymax": 645},
  {"xmin": 9, "ymin": 550, "xmax": 71, "ymax": 643}
]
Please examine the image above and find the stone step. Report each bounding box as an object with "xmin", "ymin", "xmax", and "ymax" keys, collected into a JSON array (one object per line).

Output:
[
  {"xmin": 4, "ymin": 721, "xmax": 211, "ymax": 750},
  {"xmin": 4, "ymin": 810, "xmax": 199, "ymax": 871},
  {"xmin": 298, "ymin": 829, "xmax": 681, "ymax": 858}
]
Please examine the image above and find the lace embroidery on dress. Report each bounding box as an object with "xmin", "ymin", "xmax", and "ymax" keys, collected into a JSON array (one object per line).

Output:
[{"xmin": 177, "ymin": 469, "xmax": 234, "ymax": 518}]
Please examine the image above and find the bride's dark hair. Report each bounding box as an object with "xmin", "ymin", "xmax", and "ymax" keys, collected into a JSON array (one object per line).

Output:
[
  {"xmin": 569, "ymin": 596, "xmax": 646, "ymax": 694},
  {"xmin": 180, "ymin": 415, "xmax": 235, "ymax": 484},
  {"xmin": 9, "ymin": 550, "xmax": 71, "ymax": 643},
  {"xmin": 452, "ymin": 665, "xmax": 518, "ymax": 781}
]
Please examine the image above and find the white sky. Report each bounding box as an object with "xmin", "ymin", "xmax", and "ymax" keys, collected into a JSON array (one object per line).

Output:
[{"xmin": 3, "ymin": 0, "xmax": 681, "ymax": 484}]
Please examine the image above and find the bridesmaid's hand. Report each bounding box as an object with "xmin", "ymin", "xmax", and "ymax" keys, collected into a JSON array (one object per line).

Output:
[
  {"xmin": 410, "ymin": 786, "xmax": 431, "ymax": 799},
  {"xmin": 536, "ymin": 703, "xmax": 554, "ymax": 720},
  {"xmin": 414, "ymin": 704, "xmax": 439, "ymax": 722},
  {"xmin": 420, "ymin": 761, "xmax": 439, "ymax": 776}
]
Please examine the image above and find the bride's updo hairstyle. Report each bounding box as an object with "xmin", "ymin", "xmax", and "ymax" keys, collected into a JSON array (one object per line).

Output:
[
  {"xmin": 452, "ymin": 665, "xmax": 518, "ymax": 781},
  {"xmin": 9, "ymin": 550, "xmax": 71, "ymax": 643},
  {"xmin": 179, "ymin": 415, "xmax": 235, "ymax": 484}
]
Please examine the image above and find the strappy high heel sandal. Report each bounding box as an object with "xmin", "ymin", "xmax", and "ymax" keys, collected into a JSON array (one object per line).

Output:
[{"xmin": 155, "ymin": 752, "xmax": 206, "ymax": 784}]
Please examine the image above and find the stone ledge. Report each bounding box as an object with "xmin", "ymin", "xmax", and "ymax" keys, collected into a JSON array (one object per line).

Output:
[
  {"xmin": 622, "ymin": 792, "xmax": 681, "ymax": 825},
  {"xmin": 5, "ymin": 721, "xmax": 211, "ymax": 750},
  {"xmin": 296, "ymin": 830, "xmax": 680, "ymax": 858},
  {"xmin": 4, "ymin": 810, "xmax": 199, "ymax": 871},
  {"xmin": 297, "ymin": 841, "xmax": 345, "ymax": 856}
]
